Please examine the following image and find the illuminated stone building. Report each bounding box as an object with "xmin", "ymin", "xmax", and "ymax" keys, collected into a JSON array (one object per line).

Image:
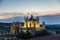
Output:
[
  {"xmin": 24, "ymin": 15, "xmax": 40, "ymax": 31},
  {"xmin": 10, "ymin": 22, "xmax": 24, "ymax": 34},
  {"xmin": 10, "ymin": 22, "xmax": 16, "ymax": 34},
  {"xmin": 10, "ymin": 15, "xmax": 46, "ymax": 34}
]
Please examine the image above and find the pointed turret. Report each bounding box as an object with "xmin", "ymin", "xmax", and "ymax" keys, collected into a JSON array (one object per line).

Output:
[
  {"xmin": 24, "ymin": 16, "xmax": 28, "ymax": 21},
  {"xmin": 42, "ymin": 22, "xmax": 46, "ymax": 29},
  {"xmin": 36, "ymin": 16, "xmax": 39, "ymax": 21}
]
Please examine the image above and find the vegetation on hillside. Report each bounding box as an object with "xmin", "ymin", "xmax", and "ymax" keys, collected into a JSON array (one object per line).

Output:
[{"xmin": 16, "ymin": 30, "xmax": 51, "ymax": 39}]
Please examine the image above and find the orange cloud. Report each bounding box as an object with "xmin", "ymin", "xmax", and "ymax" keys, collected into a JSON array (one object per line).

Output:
[
  {"xmin": 0, "ymin": 15, "xmax": 14, "ymax": 19},
  {"xmin": 41, "ymin": 11, "xmax": 60, "ymax": 16},
  {"xmin": 0, "ymin": 11, "xmax": 60, "ymax": 19}
]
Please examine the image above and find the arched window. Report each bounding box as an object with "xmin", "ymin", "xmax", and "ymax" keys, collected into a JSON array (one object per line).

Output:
[{"xmin": 30, "ymin": 22, "xmax": 31, "ymax": 27}]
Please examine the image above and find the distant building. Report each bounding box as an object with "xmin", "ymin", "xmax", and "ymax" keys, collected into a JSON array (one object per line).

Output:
[{"xmin": 10, "ymin": 15, "xmax": 46, "ymax": 34}]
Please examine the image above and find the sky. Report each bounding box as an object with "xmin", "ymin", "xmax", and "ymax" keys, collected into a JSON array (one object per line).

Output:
[
  {"xmin": 0, "ymin": 0, "xmax": 60, "ymax": 14},
  {"xmin": 0, "ymin": 0, "xmax": 60, "ymax": 24}
]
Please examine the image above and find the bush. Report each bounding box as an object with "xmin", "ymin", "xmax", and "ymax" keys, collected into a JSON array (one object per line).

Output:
[
  {"xmin": 16, "ymin": 30, "xmax": 32, "ymax": 39},
  {"xmin": 16, "ymin": 30, "xmax": 51, "ymax": 39},
  {"xmin": 35, "ymin": 30, "xmax": 51, "ymax": 37}
]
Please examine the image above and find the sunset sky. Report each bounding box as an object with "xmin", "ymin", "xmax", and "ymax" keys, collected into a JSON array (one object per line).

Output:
[
  {"xmin": 0, "ymin": 0, "xmax": 60, "ymax": 15},
  {"xmin": 0, "ymin": 0, "xmax": 60, "ymax": 24}
]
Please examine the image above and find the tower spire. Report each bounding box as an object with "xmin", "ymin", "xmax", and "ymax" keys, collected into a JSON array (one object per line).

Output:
[{"xmin": 31, "ymin": 14, "xmax": 33, "ymax": 19}]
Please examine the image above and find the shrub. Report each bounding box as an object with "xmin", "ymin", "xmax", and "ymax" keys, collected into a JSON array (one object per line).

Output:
[
  {"xmin": 35, "ymin": 30, "xmax": 51, "ymax": 37},
  {"xmin": 16, "ymin": 30, "xmax": 51, "ymax": 39},
  {"xmin": 16, "ymin": 30, "xmax": 32, "ymax": 39}
]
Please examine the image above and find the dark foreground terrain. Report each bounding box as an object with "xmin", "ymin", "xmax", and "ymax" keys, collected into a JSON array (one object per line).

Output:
[
  {"xmin": 27, "ymin": 34, "xmax": 60, "ymax": 40},
  {"xmin": 0, "ymin": 23, "xmax": 60, "ymax": 40}
]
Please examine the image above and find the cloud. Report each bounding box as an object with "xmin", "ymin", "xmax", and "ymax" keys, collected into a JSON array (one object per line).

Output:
[
  {"xmin": 0, "ymin": 11, "xmax": 60, "ymax": 19},
  {"xmin": 0, "ymin": 15, "xmax": 14, "ymax": 19}
]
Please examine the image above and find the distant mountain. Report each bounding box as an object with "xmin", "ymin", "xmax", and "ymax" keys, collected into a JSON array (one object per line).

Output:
[
  {"xmin": 40, "ymin": 15, "xmax": 60, "ymax": 24},
  {"xmin": 0, "ymin": 15, "xmax": 60, "ymax": 24},
  {"xmin": 0, "ymin": 16, "xmax": 24, "ymax": 23}
]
